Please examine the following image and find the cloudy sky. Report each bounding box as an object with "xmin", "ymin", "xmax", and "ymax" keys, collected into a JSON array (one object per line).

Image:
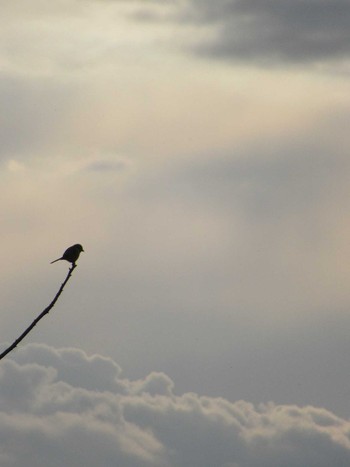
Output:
[{"xmin": 1, "ymin": 1, "xmax": 350, "ymax": 465}]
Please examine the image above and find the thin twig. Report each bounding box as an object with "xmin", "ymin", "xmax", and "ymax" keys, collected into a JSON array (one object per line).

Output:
[{"xmin": 0, "ymin": 263, "xmax": 77, "ymax": 361}]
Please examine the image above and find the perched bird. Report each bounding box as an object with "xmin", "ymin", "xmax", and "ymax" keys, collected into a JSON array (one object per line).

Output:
[{"xmin": 51, "ymin": 244, "xmax": 84, "ymax": 265}]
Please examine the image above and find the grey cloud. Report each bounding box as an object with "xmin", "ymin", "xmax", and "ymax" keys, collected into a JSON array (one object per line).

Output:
[
  {"xmin": 84, "ymin": 159, "xmax": 127, "ymax": 172},
  {"xmin": 2, "ymin": 343, "xmax": 350, "ymax": 467},
  {"xmin": 130, "ymin": 372, "xmax": 175, "ymax": 397},
  {"xmin": 136, "ymin": 0, "xmax": 350, "ymax": 65},
  {"xmin": 134, "ymin": 136, "xmax": 345, "ymax": 223},
  {"xmin": 12, "ymin": 344, "xmax": 126, "ymax": 393}
]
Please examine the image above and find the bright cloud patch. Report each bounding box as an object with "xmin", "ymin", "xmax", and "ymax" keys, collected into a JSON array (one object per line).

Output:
[{"xmin": 0, "ymin": 343, "xmax": 349, "ymax": 467}]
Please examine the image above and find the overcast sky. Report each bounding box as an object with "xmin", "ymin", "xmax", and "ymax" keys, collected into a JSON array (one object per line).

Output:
[{"xmin": 1, "ymin": 1, "xmax": 350, "ymax": 466}]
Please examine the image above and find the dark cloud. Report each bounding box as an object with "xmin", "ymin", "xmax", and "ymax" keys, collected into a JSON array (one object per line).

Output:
[
  {"xmin": 139, "ymin": 0, "xmax": 350, "ymax": 65},
  {"xmin": 2, "ymin": 344, "xmax": 350, "ymax": 467}
]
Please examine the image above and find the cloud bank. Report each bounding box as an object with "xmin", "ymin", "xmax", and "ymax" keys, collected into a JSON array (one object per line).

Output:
[{"xmin": 1, "ymin": 343, "xmax": 350, "ymax": 467}]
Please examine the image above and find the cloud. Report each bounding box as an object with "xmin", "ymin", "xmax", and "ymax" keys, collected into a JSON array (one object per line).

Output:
[
  {"xmin": 84, "ymin": 159, "xmax": 127, "ymax": 173},
  {"xmin": 134, "ymin": 0, "xmax": 350, "ymax": 65},
  {"xmin": 0, "ymin": 73, "xmax": 77, "ymax": 159},
  {"xmin": 124, "ymin": 113, "xmax": 350, "ymax": 317},
  {"xmin": 0, "ymin": 0, "xmax": 350, "ymax": 449},
  {"xmin": 1, "ymin": 343, "xmax": 350, "ymax": 467}
]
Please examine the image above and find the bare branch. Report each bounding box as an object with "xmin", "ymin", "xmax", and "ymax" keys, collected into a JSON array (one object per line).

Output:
[{"xmin": 0, "ymin": 263, "xmax": 77, "ymax": 361}]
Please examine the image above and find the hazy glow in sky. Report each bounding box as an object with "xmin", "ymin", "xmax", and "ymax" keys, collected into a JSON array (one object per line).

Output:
[{"xmin": 1, "ymin": 1, "xmax": 350, "ymax": 466}]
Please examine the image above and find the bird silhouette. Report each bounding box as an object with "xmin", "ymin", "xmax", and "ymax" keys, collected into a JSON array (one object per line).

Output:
[{"xmin": 51, "ymin": 244, "xmax": 84, "ymax": 265}]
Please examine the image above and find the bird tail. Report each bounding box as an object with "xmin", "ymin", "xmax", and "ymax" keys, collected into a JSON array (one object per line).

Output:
[{"xmin": 50, "ymin": 258, "xmax": 62, "ymax": 264}]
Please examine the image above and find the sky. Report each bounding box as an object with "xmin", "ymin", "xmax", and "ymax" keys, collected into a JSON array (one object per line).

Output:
[{"xmin": 1, "ymin": 1, "xmax": 350, "ymax": 465}]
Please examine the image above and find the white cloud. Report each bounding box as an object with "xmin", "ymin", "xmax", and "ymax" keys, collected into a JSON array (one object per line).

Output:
[{"xmin": 1, "ymin": 343, "xmax": 349, "ymax": 467}]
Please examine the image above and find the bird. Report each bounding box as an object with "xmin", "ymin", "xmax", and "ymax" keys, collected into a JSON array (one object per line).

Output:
[{"xmin": 51, "ymin": 244, "xmax": 84, "ymax": 266}]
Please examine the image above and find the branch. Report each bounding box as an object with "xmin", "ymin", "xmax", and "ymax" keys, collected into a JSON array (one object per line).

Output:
[{"xmin": 0, "ymin": 263, "xmax": 77, "ymax": 361}]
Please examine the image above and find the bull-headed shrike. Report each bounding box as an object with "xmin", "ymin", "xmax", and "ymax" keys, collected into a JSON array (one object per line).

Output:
[{"xmin": 51, "ymin": 244, "xmax": 84, "ymax": 266}]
